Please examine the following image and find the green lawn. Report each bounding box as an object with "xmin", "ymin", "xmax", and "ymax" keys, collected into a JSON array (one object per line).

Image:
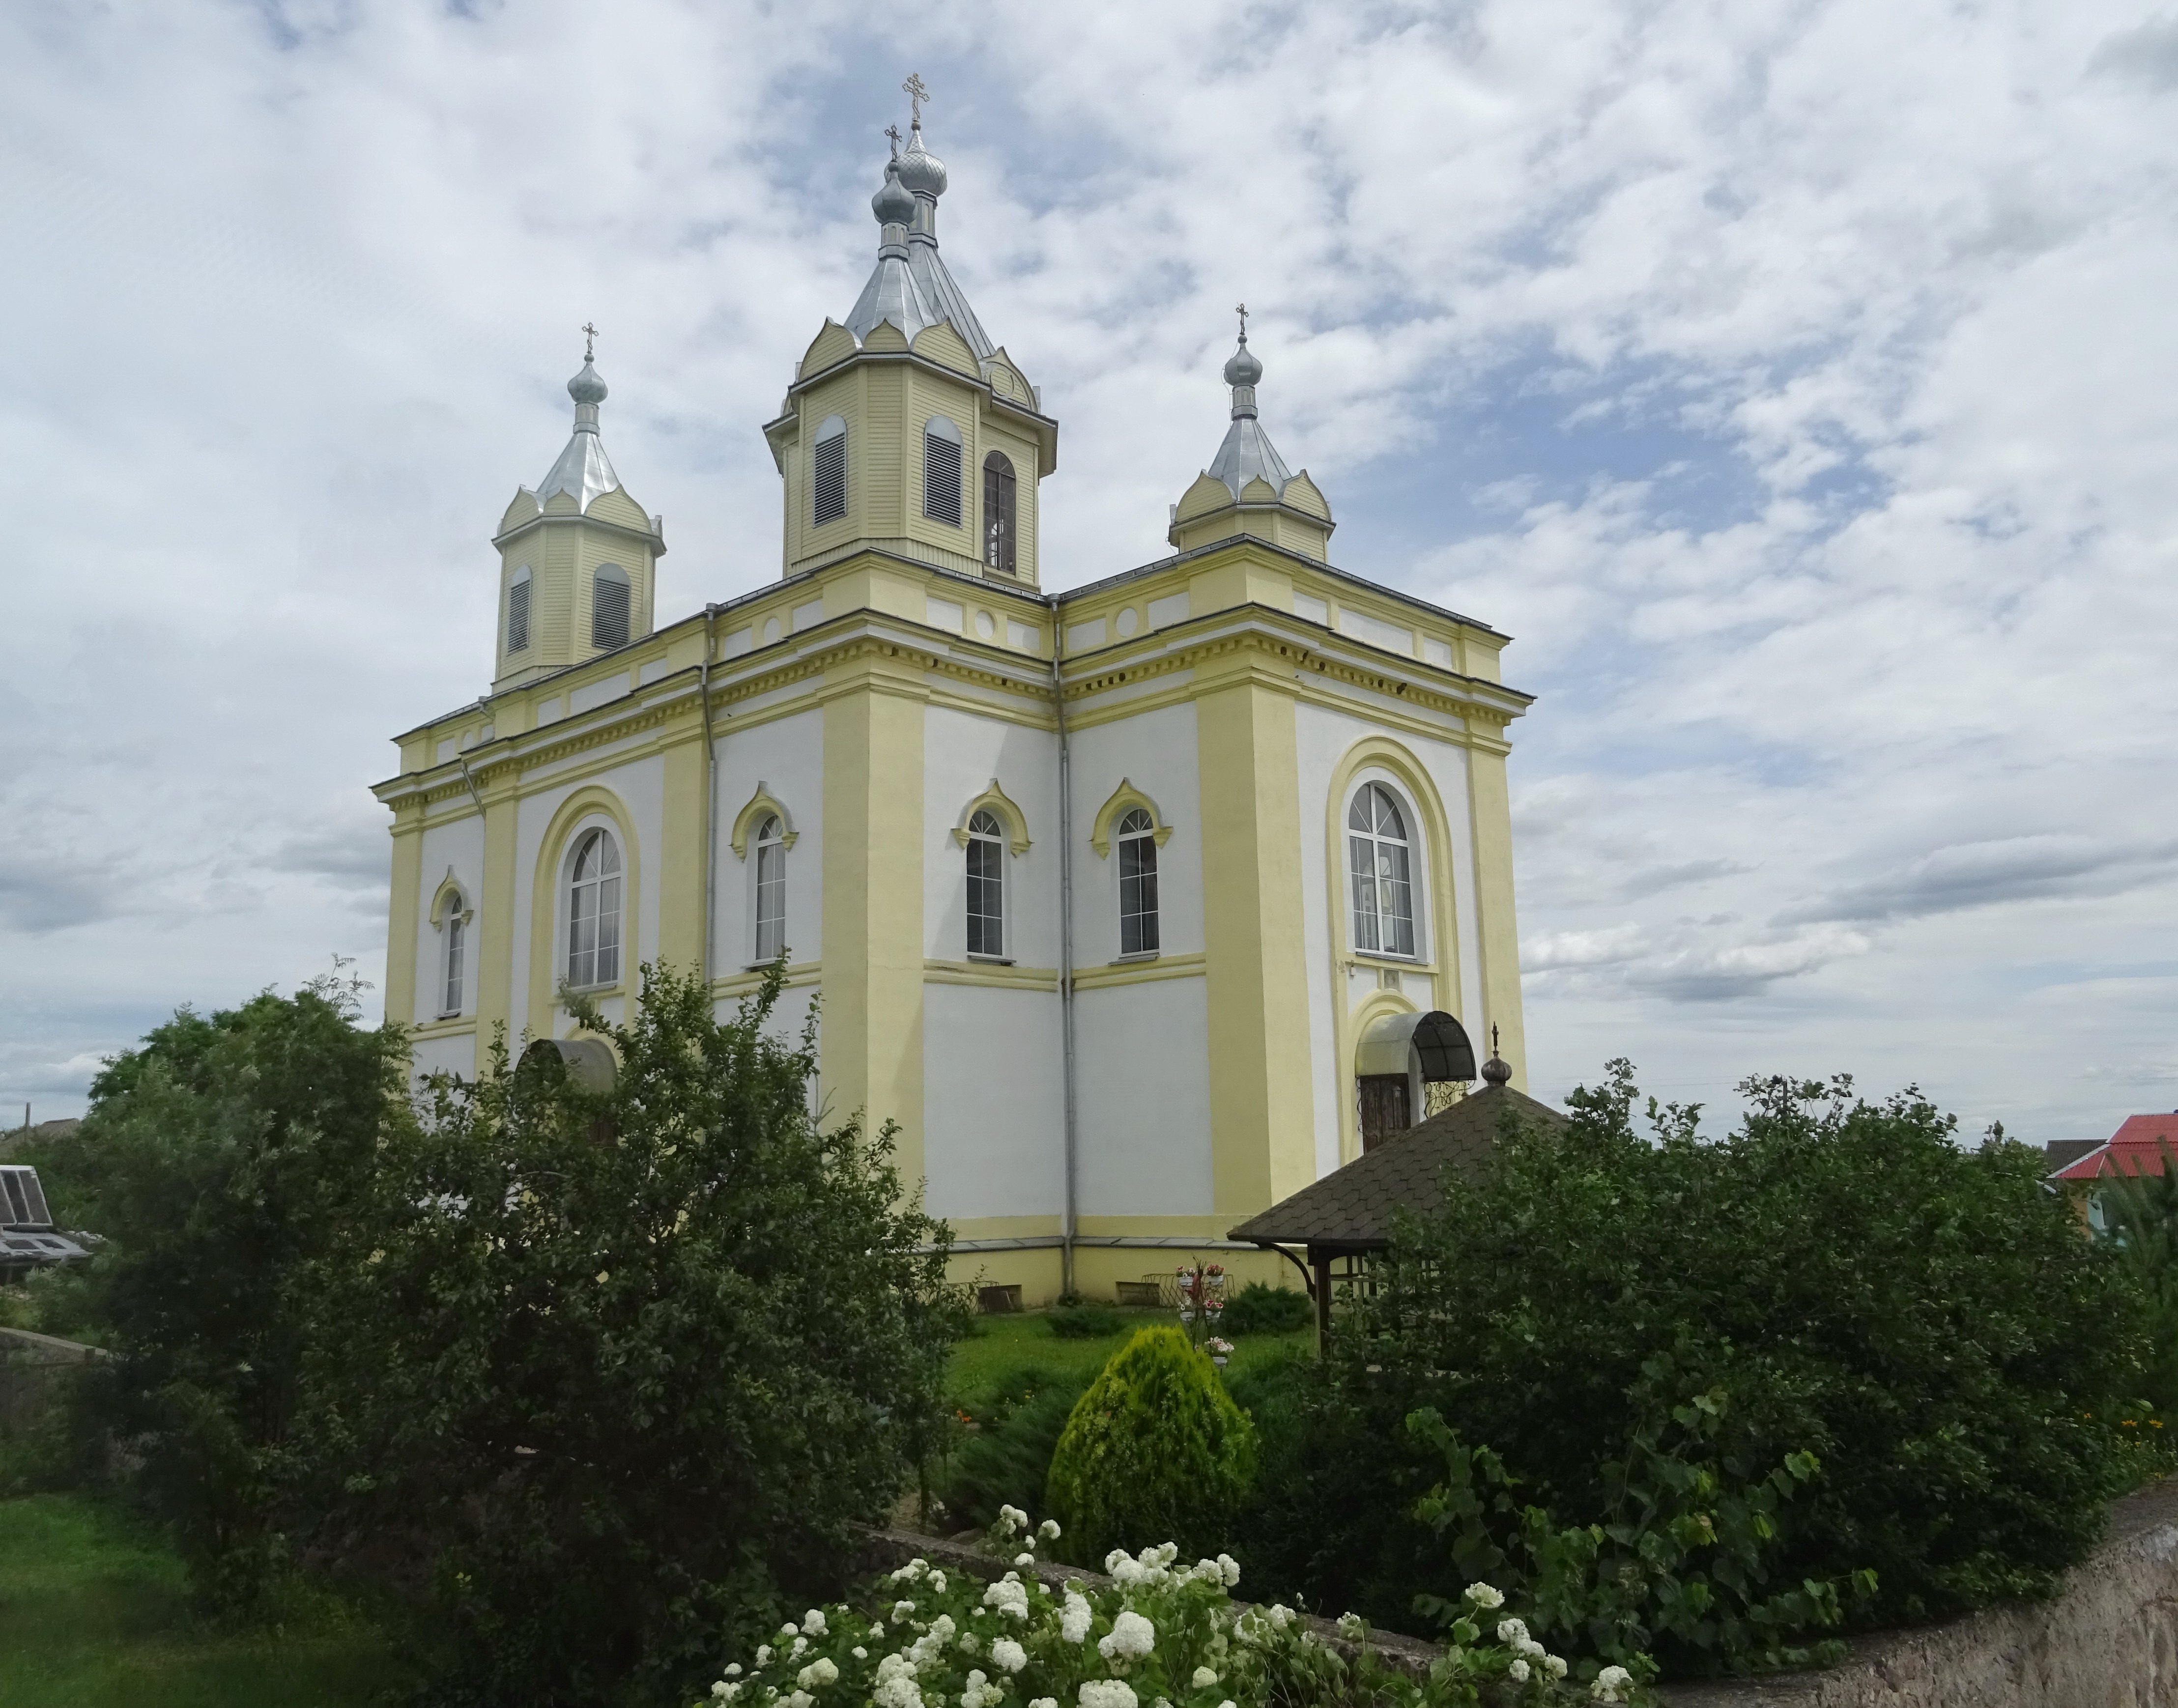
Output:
[
  {"xmin": 946, "ymin": 1309, "xmax": 1312, "ymax": 1411},
  {"xmin": 0, "ymin": 1493, "xmax": 408, "ymax": 1708}
]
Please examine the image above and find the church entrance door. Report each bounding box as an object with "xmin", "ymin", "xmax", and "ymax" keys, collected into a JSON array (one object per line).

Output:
[{"xmin": 1356, "ymin": 1074, "xmax": 1411, "ymax": 1152}]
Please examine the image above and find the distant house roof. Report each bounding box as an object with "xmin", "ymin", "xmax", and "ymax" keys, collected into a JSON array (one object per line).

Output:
[
  {"xmin": 2042, "ymin": 1139, "xmax": 2104, "ymax": 1177},
  {"xmin": 2050, "ymin": 1114, "xmax": 2178, "ymax": 1182},
  {"xmin": 1226, "ymin": 1083, "xmax": 1568, "ymax": 1253}
]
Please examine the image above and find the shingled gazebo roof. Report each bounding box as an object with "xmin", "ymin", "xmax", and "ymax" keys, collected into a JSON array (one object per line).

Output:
[{"xmin": 1227, "ymin": 1082, "xmax": 1568, "ymax": 1254}]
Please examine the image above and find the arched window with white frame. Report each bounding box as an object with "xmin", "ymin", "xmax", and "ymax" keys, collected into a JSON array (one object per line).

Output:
[
  {"xmin": 566, "ymin": 827, "xmax": 623, "ymax": 988},
  {"xmin": 753, "ymin": 814, "xmax": 787, "ymax": 963},
  {"xmin": 1116, "ymin": 807, "xmax": 1159, "ymax": 956},
  {"xmin": 440, "ymin": 892, "xmax": 467, "ymax": 1017},
  {"xmin": 1347, "ymin": 783, "xmax": 1416, "ymax": 957},
  {"xmin": 966, "ymin": 809, "xmax": 1004, "ymax": 958}
]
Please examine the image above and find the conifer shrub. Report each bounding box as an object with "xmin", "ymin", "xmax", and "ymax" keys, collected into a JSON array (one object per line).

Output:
[
  {"xmin": 1044, "ymin": 1326, "xmax": 1256, "ymax": 1566},
  {"xmin": 937, "ymin": 1364, "xmax": 1092, "ymax": 1532},
  {"xmin": 1220, "ymin": 1280, "xmax": 1315, "ymax": 1336}
]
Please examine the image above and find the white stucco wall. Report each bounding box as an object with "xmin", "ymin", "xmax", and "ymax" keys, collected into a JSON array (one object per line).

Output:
[
  {"xmin": 921, "ymin": 705, "xmax": 1060, "ymax": 967},
  {"xmin": 409, "ymin": 1031, "xmax": 478, "ymax": 1081},
  {"xmin": 1073, "ymin": 975, "xmax": 1214, "ymax": 1216},
  {"xmin": 713, "ymin": 708, "xmax": 824, "ymax": 973},
  {"xmin": 1064, "ymin": 703, "xmax": 1204, "ymax": 967},
  {"xmin": 921, "ymin": 983, "xmax": 1064, "ymax": 1218},
  {"xmin": 411, "ymin": 812, "xmax": 487, "ymax": 1022}
]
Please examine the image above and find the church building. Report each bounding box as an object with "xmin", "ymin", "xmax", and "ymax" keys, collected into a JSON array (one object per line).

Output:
[{"xmin": 373, "ymin": 106, "xmax": 1536, "ymax": 1302}]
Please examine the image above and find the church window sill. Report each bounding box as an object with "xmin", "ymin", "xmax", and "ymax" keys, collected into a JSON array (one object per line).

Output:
[
  {"xmin": 1110, "ymin": 952, "xmax": 1160, "ymax": 966},
  {"xmin": 966, "ymin": 954, "xmax": 1015, "ymax": 967}
]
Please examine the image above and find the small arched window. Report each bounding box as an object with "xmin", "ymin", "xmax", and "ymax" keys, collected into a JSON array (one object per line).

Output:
[
  {"xmin": 567, "ymin": 828, "xmax": 623, "ymax": 988},
  {"xmin": 1117, "ymin": 808, "xmax": 1158, "ymax": 956},
  {"xmin": 966, "ymin": 808, "xmax": 1004, "ymax": 958},
  {"xmin": 592, "ymin": 563, "xmax": 630, "ymax": 650},
  {"xmin": 983, "ymin": 452, "xmax": 1017, "ymax": 574},
  {"xmin": 753, "ymin": 814, "xmax": 787, "ymax": 963},
  {"xmin": 507, "ymin": 565, "xmax": 532, "ymax": 655},
  {"xmin": 812, "ymin": 414, "xmax": 848, "ymax": 525},
  {"xmin": 441, "ymin": 895, "xmax": 466, "ymax": 1017},
  {"xmin": 1347, "ymin": 784, "xmax": 1416, "ymax": 957},
  {"xmin": 923, "ymin": 415, "xmax": 963, "ymax": 526}
]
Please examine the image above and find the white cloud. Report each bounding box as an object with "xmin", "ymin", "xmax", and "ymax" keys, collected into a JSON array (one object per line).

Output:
[{"xmin": 0, "ymin": 0, "xmax": 2173, "ymax": 1145}]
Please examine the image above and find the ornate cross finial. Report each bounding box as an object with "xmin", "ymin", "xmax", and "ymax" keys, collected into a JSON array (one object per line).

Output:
[
  {"xmin": 581, "ymin": 321, "xmax": 599, "ymax": 363},
  {"xmin": 884, "ymin": 122, "xmax": 902, "ymax": 158},
  {"xmin": 903, "ymin": 71, "xmax": 929, "ymax": 127},
  {"xmin": 1235, "ymin": 301, "xmax": 1249, "ymax": 340},
  {"xmin": 1491, "ymin": 1024, "xmax": 1501, "ymax": 1054}
]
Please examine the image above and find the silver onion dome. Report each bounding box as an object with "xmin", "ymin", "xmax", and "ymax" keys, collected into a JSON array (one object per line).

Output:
[
  {"xmin": 567, "ymin": 360, "xmax": 608, "ymax": 406},
  {"xmin": 1223, "ymin": 338, "xmax": 1263, "ymax": 388},
  {"xmin": 894, "ymin": 120, "xmax": 947, "ymax": 197},
  {"xmin": 872, "ymin": 162, "xmax": 916, "ymax": 227}
]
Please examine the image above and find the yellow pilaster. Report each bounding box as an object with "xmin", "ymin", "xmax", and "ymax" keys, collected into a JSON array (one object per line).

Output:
[
  {"xmin": 476, "ymin": 786, "xmax": 521, "ymax": 1044},
  {"xmin": 1195, "ymin": 663, "xmax": 1316, "ymax": 1213},
  {"xmin": 820, "ymin": 651, "xmax": 928, "ymax": 1187},
  {"xmin": 658, "ymin": 728, "xmax": 708, "ymax": 978},
  {"xmin": 1466, "ymin": 739, "xmax": 1529, "ymax": 1090},
  {"xmin": 384, "ymin": 808, "xmax": 424, "ymax": 1027}
]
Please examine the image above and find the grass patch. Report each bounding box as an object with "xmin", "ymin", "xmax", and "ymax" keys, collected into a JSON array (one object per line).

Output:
[
  {"xmin": 0, "ymin": 1493, "xmax": 409, "ymax": 1708},
  {"xmin": 946, "ymin": 1309, "xmax": 1311, "ymax": 1413}
]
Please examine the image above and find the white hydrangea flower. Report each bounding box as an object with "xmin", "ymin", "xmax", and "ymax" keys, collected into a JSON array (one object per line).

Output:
[
  {"xmin": 1516, "ymin": 1637, "xmax": 1545, "ymax": 1660},
  {"xmin": 1463, "ymin": 1583, "xmax": 1504, "ymax": 1611},
  {"xmin": 712, "ymin": 1685, "xmax": 741, "ymax": 1702},
  {"xmin": 788, "ymin": 1692, "xmax": 815, "ymax": 1708},
  {"xmin": 1098, "ymin": 1610, "xmax": 1156, "ymax": 1663},
  {"xmin": 1190, "ymin": 1668, "xmax": 1218, "ymax": 1688},
  {"xmin": 875, "ymin": 1676, "xmax": 923, "ymax": 1708},
  {"xmin": 998, "ymin": 1505, "xmax": 1028, "ymax": 1535},
  {"xmin": 957, "ymin": 1631, "xmax": 980, "ymax": 1656},
  {"xmin": 1039, "ymin": 1519, "xmax": 1061, "ymax": 1540},
  {"xmin": 894, "ymin": 1602, "xmax": 919, "ymax": 1621},
  {"xmin": 1078, "ymin": 1682, "xmax": 1138, "ymax": 1708},
  {"xmin": 804, "ymin": 1611, "xmax": 829, "ymax": 1636},
  {"xmin": 1217, "ymin": 1555, "xmax": 1240, "ymax": 1588},
  {"xmin": 983, "ymin": 1579, "xmax": 1030, "ymax": 1621},
  {"xmin": 870, "ymin": 1623, "xmax": 886, "ymax": 1639},
  {"xmin": 725, "ymin": 1666, "xmax": 745, "ymax": 1678},
  {"xmin": 1507, "ymin": 1659, "xmax": 1530, "ymax": 1684},
  {"xmin": 791, "ymin": 1637, "xmax": 809, "ymax": 1659},
  {"xmin": 756, "ymin": 1647, "xmax": 773, "ymax": 1666},
  {"xmin": 1031, "ymin": 1700, "xmax": 1058, "ymax": 1708},
  {"xmin": 1014, "ymin": 1552, "xmax": 1036, "ymax": 1567},
  {"xmin": 1496, "ymin": 1618, "xmax": 1527, "ymax": 1645},
  {"xmin": 1593, "ymin": 1665, "xmax": 1634, "ymax": 1703},
  {"xmin": 891, "ymin": 1561, "xmax": 930, "ymax": 1584},
  {"xmin": 853, "ymin": 1649, "xmax": 869, "ymax": 1662},
  {"xmin": 929, "ymin": 1572, "xmax": 948, "ymax": 1595},
  {"xmin": 990, "ymin": 1638, "xmax": 1028, "ymax": 1674},
  {"xmin": 799, "ymin": 1659, "xmax": 839, "ymax": 1689},
  {"xmin": 960, "ymin": 1669, "xmax": 1000, "ymax": 1708},
  {"xmin": 1060, "ymin": 1590, "xmax": 1093, "ymax": 1645},
  {"xmin": 1544, "ymin": 1656, "xmax": 1567, "ymax": 1680},
  {"xmin": 781, "ymin": 1624, "xmax": 802, "ymax": 1641},
  {"xmin": 1335, "ymin": 1613, "xmax": 1364, "ymax": 1640},
  {"xmin": 1266, "ymin": 1605, "xmax": 1294, "ymax": 1631}
]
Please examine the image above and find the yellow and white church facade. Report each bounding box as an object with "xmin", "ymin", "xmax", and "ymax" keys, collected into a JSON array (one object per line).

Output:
[{"xmin": 373, "ymin": 113, "xmax": 1535, "ymax": 1302}]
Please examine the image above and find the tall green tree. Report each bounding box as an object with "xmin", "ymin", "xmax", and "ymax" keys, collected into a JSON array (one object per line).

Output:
[
  {"xmin": 311, "ymin": 962, "xmax": 968, "ymax": 1707},
  {"xmin": 43, "ymin": 964, "xmax": 404, "ymax": 1609}
]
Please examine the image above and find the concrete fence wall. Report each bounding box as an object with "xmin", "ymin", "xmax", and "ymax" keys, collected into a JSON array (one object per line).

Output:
[{"xmin": 862, "ymin": 1478, "xmax": 2178, "ymax": 1707}]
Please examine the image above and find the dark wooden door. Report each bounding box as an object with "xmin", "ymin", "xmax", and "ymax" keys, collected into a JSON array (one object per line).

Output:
[{"xmin": 1357, "ymin": 1075, "xmax": 1411, "ymax": 1152}]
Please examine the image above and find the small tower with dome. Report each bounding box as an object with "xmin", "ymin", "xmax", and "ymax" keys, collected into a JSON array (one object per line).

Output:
[
  {"xmin": 490, "ymin": 335, "xmax": 667, "ymax": 691},
  {"xmin": 1169, "ymin": 312, "xmax": 1335, "ymax": 561}
]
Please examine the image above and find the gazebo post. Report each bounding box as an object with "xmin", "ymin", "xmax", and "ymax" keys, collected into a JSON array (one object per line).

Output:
[{"xmin": 1312, "ymin": 1249, "xmax": 1333, "ymax": 1353}]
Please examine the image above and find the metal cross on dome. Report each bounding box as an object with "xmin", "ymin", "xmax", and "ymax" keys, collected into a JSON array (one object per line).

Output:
[
  {"xmin": 581, "ymin": 321, "xmax": 599, "ymax": 362},
  {"xmin": 902, "ymin": 71, "xmax": 929, "ymax": 126},
  {"xmin": 1235, "ymin": 301, "xmax": 1249, "ymax": 340},
  {"xmin": 884, "ymin": 122, "xmax": 902, "ymax": 157}
]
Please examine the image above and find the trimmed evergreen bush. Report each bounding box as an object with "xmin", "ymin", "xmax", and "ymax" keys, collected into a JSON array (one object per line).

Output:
[
  {"xmin": 1220, "ymin": 1280, "xmax": 1314, "ymax": 1337},
  {"xmin": 937, "ymin": 1364, "xmax": 1092, "ymax": 1532},
  {"xmin": 1045, "ymin": 1326, "xmax": 1256, "ymax": 1566},
  {"xmin": 1046, "ymin": 1303, "xmax": 1126, "ymax": 1339}
]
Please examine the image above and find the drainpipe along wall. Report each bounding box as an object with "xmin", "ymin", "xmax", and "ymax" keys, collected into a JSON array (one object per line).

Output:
[{"xmin": 1053, "ymin": 628, "xmax": 1080, "ymax": 1299}]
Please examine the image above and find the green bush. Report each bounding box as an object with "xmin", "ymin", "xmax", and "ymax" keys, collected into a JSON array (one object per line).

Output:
[
  {"xmin": 1045, "ymin": 1326, "xmax": 1256, "ymax": 1566},
  {"xmin": 937, "ymin": 1363, "xmax": 1093, "ymax": 1532},
  {"xmin": 1220, "ymin": 1280, "xmax": 1314, "ymax": 1337},
  {"xmin": 1047, "ymin": 1303, "xmax": 1126, "ymax": 1339},
  {"xmin": 1239, "ymin": 1063, "xmax": 2145, "ymax": 1667},
  {"xmin": 311, "ymin": 962, "xmax": 970, "ymax": 1705}
]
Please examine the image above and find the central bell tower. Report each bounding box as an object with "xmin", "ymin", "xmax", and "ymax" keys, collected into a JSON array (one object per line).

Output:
[{"xmin": 761, "ymin": 110, "xmax": 1058, "ymax": 586}]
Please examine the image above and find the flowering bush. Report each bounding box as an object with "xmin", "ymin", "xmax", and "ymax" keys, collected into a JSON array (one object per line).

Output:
[{"xmin": 695, "ymin": 1509, "xmax": 1643, "ymax": 1708}]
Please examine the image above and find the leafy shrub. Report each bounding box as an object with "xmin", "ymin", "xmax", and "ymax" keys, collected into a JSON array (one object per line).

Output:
[
  {"xmin": 699, "ymin": 1508, "xmax": 1632, "ymax": 1708},
  {"xmin": 311, "ymin": 962, "xmax": 969, "ymax": 1705},
  {"xmin": 1048, "ymin": 1304, "xmax": 1126, "ymax": 1339},
  {"xmin": 1220, "ymin": 1281, "xmax": 1314, "ymax": 1337},
  {"xmin": 1046, "ymin": 1327, "xmax": 1257, "ymax": 1566},
  {"xmin": 33, "ymin": 967, "xmax": 402, "ymax": 1612},
  {"xmin": 939, "ymin": 1364, "xmax": 1093, "ymax": 1533},
  {"xmin": 1250, "ymin": 1063, "xmax": 2143, "ymax": 1658}
]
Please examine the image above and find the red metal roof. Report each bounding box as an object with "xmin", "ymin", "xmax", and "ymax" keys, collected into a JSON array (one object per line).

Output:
[{"xmin": 2051, "ymin": 1115, "xmax": 2178, "ymax": 1181}]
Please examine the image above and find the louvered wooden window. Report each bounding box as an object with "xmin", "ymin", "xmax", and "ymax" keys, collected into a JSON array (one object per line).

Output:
[
  {"xmin": 592, "ymin": 564, "xmax": 630, "ymax": 650},
  {"xmin": 812, "ymin": 415, "xmax": 847, "ymax": 524},
  {"xmin": 983, "ymin": 452, "xmax": 1017, "ymax": 574},
  {"xmin": 507, "ymin": 568, "xmax": 531, "ymax": 653},
  {"xmin": 923, "ymin": 416, "xmax": 963, "ymax": 526}
]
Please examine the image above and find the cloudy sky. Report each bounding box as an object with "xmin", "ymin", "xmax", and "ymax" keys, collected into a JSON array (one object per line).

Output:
[{"xmin": 3, "ymin": 0, "xmax": 2175, "ymax": 1142}]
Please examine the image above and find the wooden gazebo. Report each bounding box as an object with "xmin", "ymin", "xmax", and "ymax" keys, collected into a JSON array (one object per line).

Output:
[{"xmin": 1227, "ymin": 1068, "xmax": 1566, "ymax": 1348}]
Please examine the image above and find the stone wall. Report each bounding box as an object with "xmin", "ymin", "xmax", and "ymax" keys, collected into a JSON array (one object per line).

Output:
[{"xmin": 864, "ymin": 1479, "xmax": 2178, "ymax": 1706}]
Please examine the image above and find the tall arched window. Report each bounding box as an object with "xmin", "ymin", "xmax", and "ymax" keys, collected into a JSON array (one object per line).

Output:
[
  {"xmin": 753, "ymin": 814, "xmax": 787, "ymax": 962},
  {"xmin": 507, "ymin": 565, "xmax": 532, "ymax": 654},
  {"xmin": 966, "ymin": 809, "xmax": 1004, "ymax": 957},
  {"xmin": 1117, "ymin": 807, "xmax": 1159, "ymax": 956},
  {"xmin": 567, "ymin": 828, "xmax": 623, "ymax": 988},
  {"xmin": 923, "ymin": 415, "xmax": 963, "ymax": 526},
  {"xmin": 983, "ymin": 451, "xmax": 1017, "ymax": 574},
  {"xmin": 441, "ymin": 895, "xmax": 466, "ymax": 1017},
  {"xmin": 592, "ymin": 563, "xmax": 630, "ymax": 650},
  {"xmin": 1347, "ymin": 784, "xmax": 1416, "ymax": 957},
  {"xmin": 812, "ymin": 415, "xmax": 848, "ymax": 525}
]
